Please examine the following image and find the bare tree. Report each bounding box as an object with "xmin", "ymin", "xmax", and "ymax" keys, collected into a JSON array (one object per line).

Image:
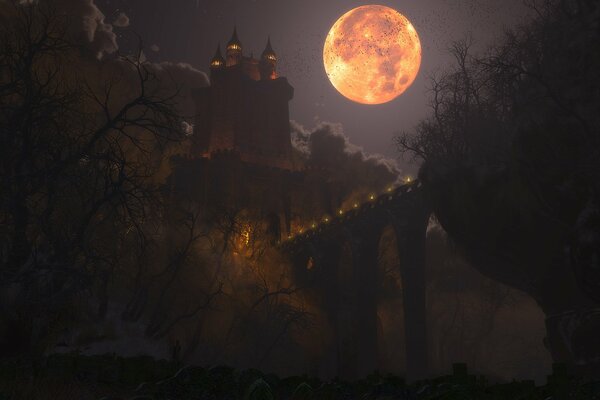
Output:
[{"xmin": 0, "ymin": 1, "xmax": 184, "ymax": 358}]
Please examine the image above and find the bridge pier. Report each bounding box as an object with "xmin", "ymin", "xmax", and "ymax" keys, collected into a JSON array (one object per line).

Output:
[
  {"xmin": 396, "ymin": 221, "xmax": 428, "ymax": 381},
  {"xmin": 351, "ymin": 232, "xmax": 380, "ymax": 378},
  {"xmin": 295, "ymin": 235, "xmax": 380, "ymax": 380}
]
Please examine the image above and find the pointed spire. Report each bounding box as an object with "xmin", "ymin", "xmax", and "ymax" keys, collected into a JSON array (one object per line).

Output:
[
  {"xmin": 214, "ymin": 43, "xmax": 224, "ymax": 58},
  {"xmin": 261, "ymin": 36, "xmax": 276, "ymax": 61},
  {"xmin": 210, "ymin": 43, "xmax": 225, "ymax": 68},
  {"xmin": 227, "ymin": 26, "xmax": 242, "ymax": 51},
  {"xmin": 265, "ymin": 36, "xmax": 274, "ymax": 53}
]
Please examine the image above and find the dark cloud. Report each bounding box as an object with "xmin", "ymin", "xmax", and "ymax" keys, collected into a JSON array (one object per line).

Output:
[
  {"xmin": 0, "ymin": 0, "xmax": 209, "ymax": 148},
  {"xmin": 0, "ymin": 1, "xmax": 116, "ymax": 58},
  {"xmin": 291, "ymin": 121, "xmax": 401, "ymax": 195},
  {"xmin": 112, "ymin": 11, "xmax": 129, "ymax": 28},
  {"xmin": 53, "ymin": 0, "xmax": 119, "ymax": 58},
  {"xmin": 49, "ymin": 0, "xmax": 207, "ymax": 111},
  {"xmin": 148, "ymin": 61, "xmax": 208, "ymax": 117}
]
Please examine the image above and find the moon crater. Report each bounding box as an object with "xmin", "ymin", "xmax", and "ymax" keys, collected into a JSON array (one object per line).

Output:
[{"xmin": 323, "ymin": 5, "xmax": 422, "ymax": 104}]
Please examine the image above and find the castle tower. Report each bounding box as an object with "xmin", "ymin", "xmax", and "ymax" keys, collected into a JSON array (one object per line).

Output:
[
  {"xmin": 193, "ymin": 29, "xmax": 295, "ymax": 170},
  {"xmin": 259, "ymin": 37, "xmax": 277, "ymax": 80},
  {"xmin": 226, "ymin": 27, "xmax": 243, "ymax": 66}
]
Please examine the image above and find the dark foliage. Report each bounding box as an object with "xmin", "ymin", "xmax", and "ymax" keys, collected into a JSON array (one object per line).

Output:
[
  {"xmin": 397, "ymin": 0, "xmax": 600, "ymax": 373},
  {"xmin": 1, "ymin": 355, "xmax": 599, "ymax": 399},
  {"xmin": 0, "ymin": 1, "xmax": 184, "ymax": 359}
]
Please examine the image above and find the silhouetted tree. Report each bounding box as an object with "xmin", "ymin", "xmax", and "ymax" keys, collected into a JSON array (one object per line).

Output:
[
  {"xmin": 0, "ymin": 1, "xmax": 184, "ymax": 359},
  {"xmin": 397, "ymin": 0, "xmax": 600, "ymax": 375}
]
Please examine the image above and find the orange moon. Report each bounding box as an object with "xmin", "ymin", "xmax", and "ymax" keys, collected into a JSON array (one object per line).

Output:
[{"xmin": 323, "ymin": 5, "xmax": 422, "ymax": 104}]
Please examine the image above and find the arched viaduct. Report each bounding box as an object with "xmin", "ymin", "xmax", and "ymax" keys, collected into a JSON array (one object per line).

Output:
[{"xmin": 280, "ymin": 181, "xmax": 431, "ymax": 381}]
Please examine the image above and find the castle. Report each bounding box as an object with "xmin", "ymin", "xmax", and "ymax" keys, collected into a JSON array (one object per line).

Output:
[
  {"xmin": 165, "ymin": 28, "xmax": 343, "ymax": 238},
  {"xmin": 192, "ymin": 28, "xmax": 295, "ymax": 170}
]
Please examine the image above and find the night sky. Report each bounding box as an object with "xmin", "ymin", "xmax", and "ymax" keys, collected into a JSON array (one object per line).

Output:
[
  {"xmin": 96, "ymin": 0, "xmax": 530, "ymax": 169},
  {"xmin": 4, "ymin": 0, "xmax": 599, "ymax": 386}
]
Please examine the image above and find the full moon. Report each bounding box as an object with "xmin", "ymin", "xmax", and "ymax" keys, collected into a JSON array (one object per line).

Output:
[{"xmin": 323, "ymin": 5, "xmax": 422, "ymax": 105}]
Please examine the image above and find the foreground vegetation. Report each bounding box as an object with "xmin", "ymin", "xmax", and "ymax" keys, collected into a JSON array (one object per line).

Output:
[{"xmin": 0, "ymin": 354, "xmax": 598, "ymax": 399}]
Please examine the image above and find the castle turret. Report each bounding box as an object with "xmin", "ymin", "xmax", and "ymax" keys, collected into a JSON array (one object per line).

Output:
[
  {"xmin": 210, "ymin": 44, "xmax": 225, "ymax": 82},
  {"xmin": 210, "ymin": 44, "xmax": 225, "ymax": 69},
  {"xmin": 226, "ymin": 27, "xmax": 243, "ymax": 66},
  {"xmin": 259, "ymin": 37, "xmax": 277, "ymax": 80}
]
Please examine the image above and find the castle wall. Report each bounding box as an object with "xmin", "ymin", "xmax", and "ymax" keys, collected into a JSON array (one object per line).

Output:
[{"xmin": 167, "ymin": 150, "xmax": 338, "ymax": 240}]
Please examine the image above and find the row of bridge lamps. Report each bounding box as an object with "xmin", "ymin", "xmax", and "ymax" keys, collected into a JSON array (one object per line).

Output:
[{"xmin": 283, "ymin": 177, "xmax": 413, "ymax": 242}]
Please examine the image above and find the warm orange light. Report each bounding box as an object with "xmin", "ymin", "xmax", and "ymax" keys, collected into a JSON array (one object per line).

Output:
[
  {"xmin": 234, "ymin": 225, "xmax": 252, "ymax": 252},
  {"xmin": 369, "ymin": 194, "xmax": 376, "ymax": 201},
  {"xmin": 323, "ymin": 5, "xmax": 421, "ymax": 104}
]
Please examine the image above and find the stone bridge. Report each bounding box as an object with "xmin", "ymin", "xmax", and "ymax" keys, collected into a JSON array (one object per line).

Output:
[{"xmin": 280, "ymin": 181, "xmax": 431, "ymax": 381}]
